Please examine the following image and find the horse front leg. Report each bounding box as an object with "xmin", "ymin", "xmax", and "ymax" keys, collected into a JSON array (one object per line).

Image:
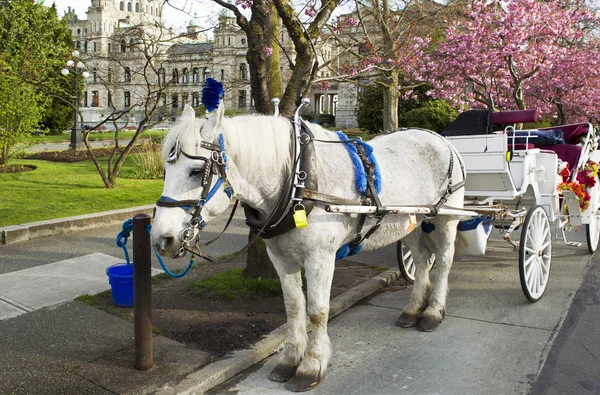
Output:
[
  {"xmin": 397, "ymin": 229, "xmax": 433, "ymax": 328},
  {"xmin": 418, "ymin": 219, "xmax": 458, "ymax": 332},
  {"xmin": 267, "ymin": 253, "xmax": 307, "ymax": 383},
  {"xmin": 286, "ymin": 253, "xmax": 335, "ymax": 392}
]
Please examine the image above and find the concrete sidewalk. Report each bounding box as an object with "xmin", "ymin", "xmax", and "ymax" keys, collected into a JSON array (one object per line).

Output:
[
  {"xmin": 0, "ymin": 207, "xmax": 400, "ymax": 394},
  {"xmin": 1, "ymin": 206, "xmax": 599, "ymax": 394}
]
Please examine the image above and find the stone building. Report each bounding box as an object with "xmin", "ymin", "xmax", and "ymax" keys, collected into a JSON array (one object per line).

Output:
[{"xmin": 66, "ymin": 1, "xmax": 348, "ymax": 129}]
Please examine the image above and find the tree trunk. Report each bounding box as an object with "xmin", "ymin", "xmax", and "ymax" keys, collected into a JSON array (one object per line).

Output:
[
  {"xmin": 247, "ymin": 0, "xmax": 270, "ymax": 114},
  {"xmin": 243, "ymin": 230, "xmax": 278, "ymax": 278},
  {"xmin": 243, "ymin": 2, "xmax": 279, "ymax": 278},
  {"xmin": 266, "ymin": 6, "xmax": 283, "ymax": 102},
  {"xmin": 556, "ymin": 102, "xmax": 567, "ymax": 125},
  {"xmin": 382, "ymin": 71, "xmax": 400, "ymax": 131}
]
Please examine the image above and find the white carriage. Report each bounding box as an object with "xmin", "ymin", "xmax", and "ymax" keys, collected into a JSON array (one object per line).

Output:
[{"xmin": 397, "ymin": 110, "xmax": 600, "ymax": 302}]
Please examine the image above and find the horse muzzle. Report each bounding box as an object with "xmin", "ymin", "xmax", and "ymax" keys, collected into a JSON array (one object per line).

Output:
[{"xmin": 153, "ymin": 232, "xmax": 184, "ymax": 259}]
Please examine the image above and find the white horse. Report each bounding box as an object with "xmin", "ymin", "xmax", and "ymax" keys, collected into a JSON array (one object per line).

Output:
[{"xmin": 151, "ymin": 104, "xmax": 465, "ymax": 392}]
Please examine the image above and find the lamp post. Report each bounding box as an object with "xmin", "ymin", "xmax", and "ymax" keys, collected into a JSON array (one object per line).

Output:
[{"xmin": 61, "ymin": 50, "xmax": 90, "ymax": 150}]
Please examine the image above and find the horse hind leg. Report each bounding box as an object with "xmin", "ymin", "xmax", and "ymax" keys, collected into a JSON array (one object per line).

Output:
[
  {"xmin": 286, "ymin": 253, "xmax": 335, "ymax": 392},
  {"xmin": 267, "ymin": 253, "xmax": 307, "ymax": 383},
  {"xmin": 397, "ymin": 228, "xmax": 434, "ymax": 328},
  {"xmin": 418, "ymin": 217, "xmax": 459, "ymax": 332}
]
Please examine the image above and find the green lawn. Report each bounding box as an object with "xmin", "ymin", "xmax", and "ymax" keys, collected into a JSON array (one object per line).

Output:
[
  {"xmin": 25, "ymin": 129, "xmax": 167, "ymax": 144},
  {"xmin": 0, "ymin": 157, "xmax": 163, "ymax": 226}
]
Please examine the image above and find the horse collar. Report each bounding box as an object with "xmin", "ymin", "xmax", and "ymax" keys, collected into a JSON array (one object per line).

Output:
[{"xmin": 243, "ymin": 120, "xmax": 318, "ymax": 239}]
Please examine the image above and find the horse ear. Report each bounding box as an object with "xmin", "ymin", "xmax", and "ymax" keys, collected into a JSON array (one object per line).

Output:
[
  {"xmin": 181, "ymin": 104, "xmax": 195, "ymax": 120},
  {"xmin": 204, "ymin": 103, "xmax": 225, "ymax": 139}
]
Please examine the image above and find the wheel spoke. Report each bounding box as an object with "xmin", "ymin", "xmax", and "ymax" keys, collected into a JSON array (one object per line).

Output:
[
  {"xmin": 540, "ymin": 241, "xmax": 551, "ymax": 251},
  {"xmin": 525, "ymin": 246, "xmax": 537, "ymax": 255}
]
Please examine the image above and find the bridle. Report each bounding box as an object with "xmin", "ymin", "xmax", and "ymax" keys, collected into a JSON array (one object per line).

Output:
[{"xmin": 155, "ymin": 133, "xmax": 233, "ymax": 257}]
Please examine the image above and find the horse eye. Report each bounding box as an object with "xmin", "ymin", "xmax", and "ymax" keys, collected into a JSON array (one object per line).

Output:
[{"xmin": 189, "ymin": 168, "xmax": 204, "ymax": 178}]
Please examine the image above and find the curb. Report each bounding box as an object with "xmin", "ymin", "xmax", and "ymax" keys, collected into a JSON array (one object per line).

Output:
[
  {"xmin": 0, "ymin": 205, "xmax": 154, "ymax": 245},
  {"xmin": 156, "ymin": 267, "xmax": 401, "ymax": 394}
]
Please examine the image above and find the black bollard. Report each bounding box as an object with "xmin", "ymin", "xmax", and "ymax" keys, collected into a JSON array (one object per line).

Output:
[{"xmin": 133, "ymin": 213, "xmax": 153, "ymax": 370}]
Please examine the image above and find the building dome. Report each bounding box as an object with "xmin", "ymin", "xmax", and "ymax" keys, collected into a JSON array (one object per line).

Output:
[
  {"xmin": 188, "ymin": 12, "xmax": 202, "ymax": 28},
  {"xmin": 219, "ymin": 8, "xmax": 235, "ymax": 18}
]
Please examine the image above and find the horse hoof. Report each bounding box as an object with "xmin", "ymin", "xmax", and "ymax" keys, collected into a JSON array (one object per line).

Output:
[
  {"xmin": 417, "ymin": 315, "xmax": 442, "ymax": 332},
  {"xmin": 269, "ymin": 364, "xmax": 297, "ymax": 382},
  {"xmin": 397, "ymin": 312, "xmax": 420, "ymax": 328},
  {"xmin": 285, "ymin": 373, "xmax": 320, "ymax": 392}
]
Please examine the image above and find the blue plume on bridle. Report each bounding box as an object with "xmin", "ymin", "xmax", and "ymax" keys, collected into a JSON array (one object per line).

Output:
[{"xmin": 202, "ymin": 78, "xmax": 225, "ymax": 112}]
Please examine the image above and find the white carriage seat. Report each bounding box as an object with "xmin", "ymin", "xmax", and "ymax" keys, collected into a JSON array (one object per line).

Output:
[{"xmin": 446, "ymin": 133, "xmax": 536, "ymax": 198}]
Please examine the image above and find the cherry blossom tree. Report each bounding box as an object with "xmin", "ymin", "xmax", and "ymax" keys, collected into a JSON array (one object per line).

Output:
[
  {"xmin": 329, "ymin": 0, "xmax": 456, "ymax": 131},
  {"xmin": 413, "ymin": 0, "xmax": 600, "ymax": 123}
]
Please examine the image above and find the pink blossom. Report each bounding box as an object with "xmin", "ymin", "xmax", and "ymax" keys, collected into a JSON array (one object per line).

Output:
[
  {"xmin": 318, "ymin": 81, "xmax": 331, "ymax": 91},
  {"xmin": 265, "ymin": 46, "xmax": 273, "ymax": 57}
]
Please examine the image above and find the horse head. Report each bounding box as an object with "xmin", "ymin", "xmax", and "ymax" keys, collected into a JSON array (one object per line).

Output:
[{"xmin": 151, "ymin": 103, "xmax": 232, "ymax": 258}]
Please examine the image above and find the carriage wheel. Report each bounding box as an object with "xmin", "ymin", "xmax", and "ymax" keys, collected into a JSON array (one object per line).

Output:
[
  {"xmin": 586, "ymin": 184, "xmax": 600, "ymax": 254},
  {"xmin": 396, "ymin": 241, "xmax": 435, "ymax": 284},
  {"xmin": 519, "ymin": 205, "xmax": 552, "ymax": 302},
  {"xmin": 586, "ymin": 211, "xmax": 600, "ymax": 254},
  {"xmin": 396, "ymin": 240, "xmax": 416, "ymax": 283}
]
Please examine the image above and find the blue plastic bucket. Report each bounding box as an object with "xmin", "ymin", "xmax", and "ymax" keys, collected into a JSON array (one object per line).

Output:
[{"xmin": 106, "ymin": 264, "xmax": 134, "ymax": 307}]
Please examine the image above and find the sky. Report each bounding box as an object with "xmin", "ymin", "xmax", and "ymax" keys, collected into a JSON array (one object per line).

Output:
[{"xmin": 46, "ymin": 0, "xmax": 222, "ymax": 33}]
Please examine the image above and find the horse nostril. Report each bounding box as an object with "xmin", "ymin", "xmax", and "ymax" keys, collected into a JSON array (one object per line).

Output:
[
  {"xmin": 163, "ymin": 235, "xmax": 175, "ymax": 250},
  {"xmin": 155, "ymin": 234, "xmax": 175, "ymax": 253}
]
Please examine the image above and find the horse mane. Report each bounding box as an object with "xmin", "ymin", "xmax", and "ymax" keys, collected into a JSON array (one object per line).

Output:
[
  {"xmin": 162, "ymin": 114, "xmax": 293, "ymax": 176},
  {"xmin": 222, "ymin": 115, "xmax": 293, "ymax": 175}
]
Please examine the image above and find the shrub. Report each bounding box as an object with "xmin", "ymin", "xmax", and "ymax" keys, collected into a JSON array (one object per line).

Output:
[
  {"xmin": 129, "ymin": 143, "xmax": 163, "ymax": 179},
  {"xmin": 398, "ymin": 100, "xmax": 459, "ymax": 133},
  {"xmin": 355, "ymin": 85, "xmax": 384, "ymax": 134}
]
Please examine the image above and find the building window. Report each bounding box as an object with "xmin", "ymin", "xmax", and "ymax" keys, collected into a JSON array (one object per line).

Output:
[
  {"xmin": 77, "ymin": 28, "xmax": 81, "ymax": 35},
  {"xmin": 192, "ymin": 92, "xmax": 199, "ymax": 107},
  {"xmin": 240, "ymin": 63, "xmax": 247, "ymax": 80},
  {"xmin": 238, "ymin": 90, "xmax": 246, "ymax": 108},
  {"xmin": 135, "ymin": 2, "xmax": 139, "ymax": 12},
  {"xmin": 83, "ymin": 41, "xmax": 88, "ymax": 53},
  {"xmin": 124, "ymin": 67, "xmax": 131, "ymax": 82},
  {"xmin": 127, "ymin": 2, "xmax": 131, "ymax": 11},
  {"xmin": 220, "ymin": 69, "xmax": 224, "ymax": 80},
  {"xmin": 120, "ymin": 39, "xmax": 126, "ymax": 52},
  {"xmin": 92, "ymin": 91, "xmax": 99, "ymax": 107},
  {"xmin": 107, "ymin": 91, "xmax": 112, "ymax": 106},
  {"xmin": 228, "ymin": 37, "xmax": 231, "ymax": 46},
  {"xmin": 107, "ymin": 68, "xmax": 112, "ymax": 83},
  {"xmin": 120, "ymin": 1, "xmax": 123, "ymax": 10},
  {"xmin": 124, "ymin": 91, "xmax": 131, "ymax": 107},
  {"xmin": 145, "ymin": 4, "xmax": 148, "ymax": 13},
  {"xmin": 172, "ymin": 69, "xmax": 179, "ymax": 84},
  {"xmin": 92, "ymin": 68, "xmax": 97, "ymax": 83},
  {"xmin": 172, "ymin": 94, "xmax": 178, "ymax": 109},
  {"xmin": 150, "ymin": 5, "xmax": 153, "ymax": 15},
  {"xmin": 182, "ymin": 92, "xmax": 189, "ymax": 105},
  {"xmin": 83, "ymin": 91, "xmax": 88, "ymax": 107},
  {"xmin": 192, "ymin": 68, "xmax": 199, "ymax": 83},
  {"xmin": 203, "ymin": 68, "xmax": 210, "ymax": 81},
  {"xmin": 93, "ymin": 42, "xmax": 97, "ymax": 52},
  {"xmin": 108, "ymin": 42, "xmax": 111, "ymax": 52},
  {"xmin": 161, "ymin": 93, "xmax": 167, "ymax": 107},
  {"xmin": 129, "ymin": 39, "xmax": 135, "ymax": 52},
  {"xmin": 182, "ymin": 68, "xmax": 189, "ymax": 84},
  {"xmin": 76, "ymin": 41, "xmax": 81, "ymax": 50},
  {"xmin": 158, "ymin": 68, "xmax": 166, "ymax": 84},
  {"xmin": 241, "ymin": 38, "xmax": 246, "ymax": 45}
]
